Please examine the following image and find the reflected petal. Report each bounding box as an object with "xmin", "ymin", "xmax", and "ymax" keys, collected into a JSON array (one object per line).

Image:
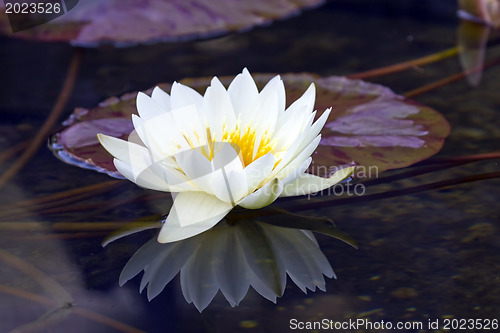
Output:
[
  {"xmin": 213, "ymin": 226, "xmax": 250, "ymax": 306},
  {"xmin": 180, "ymin": 233, "xmax": 220, "ymax": 311},
  {"xmin": 262, "ymin": 224, "xmax": 335, "ymax": 293},
  {"xmin": 235, "ymin": 221, "xmax": 286, "ymax": 297},
  {"xmin": 145, "ymin": 237, "xmax": 200, "ymax": 300},
  {"xmin": 119, "ymin": 214, "xmax": 339, "ymax": 312}
]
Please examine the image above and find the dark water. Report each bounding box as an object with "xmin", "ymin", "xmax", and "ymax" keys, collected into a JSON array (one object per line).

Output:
[{"xmin": 1, "ymin": 0, "xmax": 499, "ymax": 332}]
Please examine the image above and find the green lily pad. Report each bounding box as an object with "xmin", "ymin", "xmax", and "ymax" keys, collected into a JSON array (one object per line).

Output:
[{"xmin": 49, "ymin": 73, "xmax": 450, "ymax": 178}]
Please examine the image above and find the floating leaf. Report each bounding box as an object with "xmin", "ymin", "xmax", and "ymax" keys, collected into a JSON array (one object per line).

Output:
[
  {"xmin": 0, "ymin": 0, "xmax": 324, "ymax": 46},
  {"xmin": 227, "ymin": 207, "xmax": 357, "ymax": 248},
  {"xmin": 458, "ymin": 0, "xmax": 500, "ymax": 28},
  {"xmin": 50, "ymin": 73, "xmax": 450, "ymax": 177},
  {"xmin": 254, "ymin": 208, "xmax": 358, "ymax": 249}
]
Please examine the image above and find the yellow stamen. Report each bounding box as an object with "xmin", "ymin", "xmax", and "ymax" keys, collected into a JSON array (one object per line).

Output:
[
  {"xmin": 221, "ymin": 125, "xmax": 275, "ymax": 167},
  {"xmin": 189, "ymin": 124, "xmax": 283, "ymax": 168}
]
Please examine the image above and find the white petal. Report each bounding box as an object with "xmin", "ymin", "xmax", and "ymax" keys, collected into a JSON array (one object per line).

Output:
[
  {"xmin": 174, "ymin": 148, "xmax": 213, "ymax": 182},
  {"xmin": 170, "ymin": 81, "xmax": 203, "ymax": 111},
  {"xmin": 269, "ymin": 135, "xmax": 321, "ymax": 183},
  {"xmin": 174, "ymin": 143, "xmax": 248, "ymax": 201},
  {"xmin": 98, "ymin": 133, "xmax": 162, "ymax": 178},
  {"xmin": 270, "ymin": 125, "xmax": 311, "ymax": 174},
  {"xmin": 249, "ymin": 83, "xmax": 279, "ymax": 157},
  {"xmin": 280, "ymin": 157, "xmax": 312, "ymax": 187},
  {"xmin": 273, "ymin": 83, "xmax": 316, "ymax": 147},
  {"xmin": 211, "ymin": 142, "xmax": 244, "ymax": 172},
  {"xmin": 227, "ymin": 68, "xmax": 259, "ymax": 118},
  {"xmin": 151, "ymin": 86, "xmax": 171, "ymax": 110},
  {"xmin": 280, "ymin": 83, "xmax": 315, "ymax": 124},
  {"xmin": 238, "ymin": 178, "xmax": 283, "ymax": 209},
  {"xmin": 158, "ymin": 192, "xmax": 233, "ymax": 243},
  {"xmin": 295, "ymin": 108, "xmax": 331, "ymax": 154},
  {"xmin": 244, "ymin": 153, "xmax": 276, "ymax": 193},
  {"xmin": 169, "ymin": 104, "xmax": 206, "ymax": 150},
  {"xmin": 114, "ymin": 159, "xmax": 169, "ymax": 192},
  {"xmin": 99, "ymin": 134, "xmax": 198, "ymax": 192},
  {"xmin": 114, "ymin": 159, "xmax": 197, "ymax": 193},
  {"xmin": 259, "ymin": 74, "xmax": 285, "ymax": 116},
  {"xmin": 203, "ymin": 77, "xmax": 237, "ymax": 137},
  {"xmin": 132, "ymin": 113, "xmax": 188, "ymax": 157},
  {"xmin": 280, "ymin": 166, "xmax": 355, "ymax": 197},
  {"xmin": 211, "ymin": 168, "xmax": 249, "ymax": 203},
  {"xmin": 272, "ymin": 111, "xmax": 312, "ymax": 151},
  {"xmin": 97, "ymin": 134, "xmax": 147, "ymax": 164},
  {"xmin": 147, "ymin": 160, "xmax": 198, "ymax": 192},
  {"xmin": 136, "ymin": 92, "xmax": 167, "ymax": 121},
  {"xmin": 211, "ymin": 143, "xmax": 248, "ymax": 202}
]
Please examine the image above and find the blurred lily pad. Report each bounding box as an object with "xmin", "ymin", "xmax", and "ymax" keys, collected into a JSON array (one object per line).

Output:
[
  {"xmin": 0, "ymin": 0, "xmax": 324, "ymax": 46},
  {"xmin": 50, "ymin": 73, "xmax": 450, "ymax": 178},
  {"xmin": 458, "ymin": 0, "xmax": 500, "ymax": 28}
]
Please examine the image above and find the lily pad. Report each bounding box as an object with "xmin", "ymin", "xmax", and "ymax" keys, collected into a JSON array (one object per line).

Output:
[
  {"xmin": 458, "ymin": 0, "xmax": 500, "ymax": 28},
  {"xmin": 0, "ymin": 0, "xmax": 324, "ymax": 46},
  {"xmin": 49, "ymin": 73, "xmax": 450, "ymax": 178}
]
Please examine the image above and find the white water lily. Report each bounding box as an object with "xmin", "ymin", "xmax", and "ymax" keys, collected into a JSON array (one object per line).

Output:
[{"xmin": 98, "ymin": 69, "xmax": 354, "ymax": 243}]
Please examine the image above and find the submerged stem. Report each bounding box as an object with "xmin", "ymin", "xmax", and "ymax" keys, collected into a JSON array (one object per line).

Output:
[
  {"xmin": 0, "ymin": 140, "xmax": 29, "ymax": 164},
  {"xmin": 0, "ymin": 284, "xmax": 145, "ymax": 333},
  {"xmin": 347, "ymin": 47, "xmax": 458, "ymax": 79},
  {"xmin": 0, "ymin": 48, "xmax": 82, "ymax": 190},
  {"xmin": 0, "ymin": 180, "xmax": 121, "ymax": 220},
  {"xmin": 403, "ymin": 55, "xmax": 500, "ymax": 98}
]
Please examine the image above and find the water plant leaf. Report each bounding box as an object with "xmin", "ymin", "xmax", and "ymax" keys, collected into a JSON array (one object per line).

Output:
[
  {"xmin": 50, "ymin": 73, "xmax": 450, "ymax": 178},
  {"xmin": 254, "ymin": 208, "xmax": 358, "ymax": 249},
  {"xmin": 0, "ymin": 0, "xmax": 324, "ymax": 46}
]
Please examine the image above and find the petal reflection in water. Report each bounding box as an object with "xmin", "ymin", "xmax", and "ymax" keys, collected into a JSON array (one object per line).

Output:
[{"xmin": 119, "ymin": 220, "xmax": 334, "ymax": 312}]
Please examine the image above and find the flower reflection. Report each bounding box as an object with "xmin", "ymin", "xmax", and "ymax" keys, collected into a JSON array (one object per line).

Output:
[
  {"xmin": 119, "ymin": 219, "xmax": 335, "ymax": 312},
  {"xmin": 457, "ymin": 0, "xmax": 500, "ymax": 85}
]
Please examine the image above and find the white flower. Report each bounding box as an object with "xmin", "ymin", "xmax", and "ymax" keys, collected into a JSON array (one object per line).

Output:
[{"xmin": 98, "ymin": 69, "xmax": 354, "ymax": 243}]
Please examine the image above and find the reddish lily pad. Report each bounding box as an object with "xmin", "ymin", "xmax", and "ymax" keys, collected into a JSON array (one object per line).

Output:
[
  {"xmin": 0, "ymin": 0, "xmax": 324, "ymax": 46},
  {"xmin": 49, "ymin": 73, "xmax": 450, "ymax": 179}
]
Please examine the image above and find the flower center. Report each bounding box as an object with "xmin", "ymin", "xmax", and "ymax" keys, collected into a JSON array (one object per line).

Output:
[{"xmin": 221, "ymin": 125, "xmax": 274, "ymax": 167}]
